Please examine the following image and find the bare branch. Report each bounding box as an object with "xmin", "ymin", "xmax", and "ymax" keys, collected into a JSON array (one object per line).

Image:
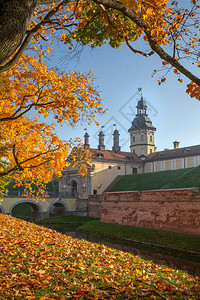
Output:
[{"xmin": 125, "ymin": 37, "xmax": 154, "ymax": 57}]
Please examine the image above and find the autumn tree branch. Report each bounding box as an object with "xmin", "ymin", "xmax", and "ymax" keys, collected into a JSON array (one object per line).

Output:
[
  {"xmin": 0, "ymin": 98, "xmax": 54, "ymax": 122},
  {"xmin": 0, "ymin": 147, "xmax": 58, "ymax": 177},
  {"xmin": 93, "ymin": 0, "xmax": 200, "ymax": 86}
]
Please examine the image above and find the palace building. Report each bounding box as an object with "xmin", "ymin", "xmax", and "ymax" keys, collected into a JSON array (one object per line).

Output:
[{"xmin": 59, "ymin": 92, "xmax": 200, "ymax": 199}]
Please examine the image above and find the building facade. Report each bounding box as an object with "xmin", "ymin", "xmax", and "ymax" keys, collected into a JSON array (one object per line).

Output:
[{"xmin": 60, "ymin": 92, "xmax": 200, "ymax": 199}]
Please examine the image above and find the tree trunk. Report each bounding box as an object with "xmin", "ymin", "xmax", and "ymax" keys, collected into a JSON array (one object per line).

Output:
[{"xmin": 0, "ymin": 0, "xmax": 37, "ymax": 66}]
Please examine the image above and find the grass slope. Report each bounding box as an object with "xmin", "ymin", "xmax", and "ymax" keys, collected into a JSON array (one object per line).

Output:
[
  {"xmin": 163, "ymin": 165, "xmax": 200, "ymax": 189},
  {"xmin": 80, "ymin": 220, "xmax": 200, "ymax": 252},
  {"xmin": 109, "ymin": 166, "xmax": 200, "ymax": 192},
  {"xmin": 0, "ymin": 214, "xmax": 199, "ymax": 299}
]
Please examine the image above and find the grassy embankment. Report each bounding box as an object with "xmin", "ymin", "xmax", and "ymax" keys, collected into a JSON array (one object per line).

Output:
[
  {"xmin": 109, "ymin": 166, "xmax": 200, "ymax": 192},
  {"xmin": 38, "ymin": 216, "xmax": 200, "ymax": 253},
  {"xmin": 1, "ymin": 214, "xmax": 199, "ymax": 299}
]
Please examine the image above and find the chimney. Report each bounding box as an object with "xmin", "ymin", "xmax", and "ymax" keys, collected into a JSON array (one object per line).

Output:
[
  {"xmin": 98, "ymin": 130, "xmax": 105, "ymax": 151},
  {"xmin": 173, "ymin": 140, "xmax": 180, "ymax": 149},
  {"xmin": 84, "ymin": 132, "xmax": 90, "ymax": 149},
  {"xmin": 112, "ymin": 129, "xmax": 121, "ymax": 153}
]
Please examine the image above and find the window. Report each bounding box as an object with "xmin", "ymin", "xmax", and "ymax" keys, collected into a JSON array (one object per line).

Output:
[
  {"xmin": 108, "ymin": 166, "xmax": 112, "ymax": 169},
  {"xmin": 133, "ymin": 136, "xmax": 135, "ymax": 143},
  {"xmin": 117, "ymin": 166, "xmax": 121, "ymax": 170},
  {"xmin": 150, "ymin": 136, "xmax": 152, "ymax": 142},
  {"xmin": 141, "ymin": 135, "xmax": 144, "ymax": 142},
  {"xmin": 141, "ymin": 148, "xmax": 144, "ymax": 155},
  {"xmin": 93, "ymin": 190, "xmax": 97, "ymax": 194},
  {"xmin": 150, "ymin": 149, "xmax": 152, "ymax": 154}
]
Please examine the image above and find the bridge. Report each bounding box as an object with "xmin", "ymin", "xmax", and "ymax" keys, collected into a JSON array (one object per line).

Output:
[{"xmin": 0, "ymin": 196, "xmax": 77, "ymax": 220}]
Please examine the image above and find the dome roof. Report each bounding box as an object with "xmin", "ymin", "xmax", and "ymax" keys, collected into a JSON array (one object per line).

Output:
[
  {"xmin": 99, "ymin": 130, "xmax": 104, "ymax": 136},
  {"xmin": 128, "ymin": 115, "xmax": 156, "ymax": 132},
  {"xmin": 113, "ymin": 129, "xmax": 119, "ymax": 135},
  {"xmin": 137, "ymin": 97, "xmax": 147, "ymax": 110}
]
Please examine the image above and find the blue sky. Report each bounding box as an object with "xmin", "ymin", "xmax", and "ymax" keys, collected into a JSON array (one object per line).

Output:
[{"xmin": 50, "ymin": 37, "xmax": 200, "ymax": 153}]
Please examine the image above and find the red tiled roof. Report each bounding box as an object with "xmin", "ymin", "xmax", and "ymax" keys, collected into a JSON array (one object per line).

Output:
[
  {"xmin": 89, "ymin": 148, "xmax": 142, "ymax": 163},
  {"xmin": 145, "ymin": 144, "xmax": 200, "ymax": 162}
]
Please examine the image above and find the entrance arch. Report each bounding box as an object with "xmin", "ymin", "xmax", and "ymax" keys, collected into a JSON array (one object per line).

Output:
[
  {"xmin": 132, "ymin": 167, "xmax": 138, "ymax": 174},
  {"xmin": 48, "ymin": 201, "xmax": 69, "ymax": 217},
  {"xmin": 10, "ymin": 200, "xmax": 43, "ymax": 219},
  {"xmin": 0, "ymin": 205, "xmax": 5, "ymax": 213},
  {"xmin": 71, "ymin": 180, "xmax": 77, "ymax": 197}
]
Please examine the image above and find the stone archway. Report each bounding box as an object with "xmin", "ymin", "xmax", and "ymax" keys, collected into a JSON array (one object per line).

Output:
[
  {"xmin": 0, "ymin": 205, "xmax": 5, "ymax": 214},
  {"xmin": 48, "ymin": 201, "xmax": 69, "ymax": 217},
  {"xmin": 10, "ymin": 200, "xmax": 43, "ymax": 220},
  {"xmin": 71, "ymin": 180, "xmax": 77, "ymax": 198}
]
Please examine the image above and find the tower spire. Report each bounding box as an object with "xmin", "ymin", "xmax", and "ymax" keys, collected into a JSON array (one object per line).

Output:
[
  {"xmin": 112, "ymin": 126, "xmax": 121, "ymax": 153},
  {"xmin": 84, "ymin": 129, "xmax": 90, "ymax": 149},
  {"xmin": 128, "ymin": 89, "xmax": 156, "ymax": 158},
  {"xmin": 98, "ymin": 126, "xmax": 105, "ymax": 151},
  {"xmin": 138, "ymin": 87, "xmax": 142, "ymax": 96}
]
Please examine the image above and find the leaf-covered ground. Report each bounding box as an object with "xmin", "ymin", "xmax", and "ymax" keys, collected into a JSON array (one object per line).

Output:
[{"xmin": 0, "ymin": 214, "xmax": 199, "ymax": 299}]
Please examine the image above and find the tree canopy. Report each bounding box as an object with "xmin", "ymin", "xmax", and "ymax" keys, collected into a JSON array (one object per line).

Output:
[
  {"xmin": 1, "ymin": 1, "xmax": 199, "ymax": 89},
  {"xmin": 0, "ymin": 52, "xmax": 104, "ymax": 199}
]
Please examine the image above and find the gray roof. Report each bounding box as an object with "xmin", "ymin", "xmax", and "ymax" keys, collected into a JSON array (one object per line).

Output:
[
  {"xmin": 145, "ymin": 144, "xmax": 200, "ymax": 162},
  {"xmin": 128, "ymin": 115, "xmax": 156, "ymax": 131},
  {"xmin": 137, "ymin": 98, "xmax": 147, "ymax": 109}
]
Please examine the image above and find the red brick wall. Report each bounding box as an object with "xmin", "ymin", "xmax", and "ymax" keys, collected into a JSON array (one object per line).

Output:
[
  {"xmin": 100, "ymin": 188, "xmax": 200, "ymax": 235},
  {"xmin": 88, "ymin": 194, "xmax": 102, "ymax": 218}
]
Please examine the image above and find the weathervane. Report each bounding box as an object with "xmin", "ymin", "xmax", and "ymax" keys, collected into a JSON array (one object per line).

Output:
[{"xmin": 138, "ymin": 87, "xmax": 143, "ymax": 98}]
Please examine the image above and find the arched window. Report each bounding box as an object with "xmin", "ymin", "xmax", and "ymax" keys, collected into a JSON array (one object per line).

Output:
[{"xmin": 71, "ymin": 180, "xmax": 77, "ymax": 197}]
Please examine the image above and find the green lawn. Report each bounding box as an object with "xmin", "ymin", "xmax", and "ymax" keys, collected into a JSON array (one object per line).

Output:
[
  {"xmin": 80, "ymin": 220, "xmax": 200, "ymax": 252},
  {"xmin": 109, "ymin": 166, "xmax": 200, "ymax": 192}
]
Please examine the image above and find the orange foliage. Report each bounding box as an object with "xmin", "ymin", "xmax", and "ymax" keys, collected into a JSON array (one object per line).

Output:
[
  {"xmin": 0, "ymin": 214, "xmax": 199, "ymax": 299},
  {"xmin": 186, "ymin": 82, "xmax": 200, "ymax": 101},
  {"xmin": 122, "ymin": 0, "xmax": 200, "ymax": 99},
  {"xmin": 0, "ymin": 54, "xmax": 105, "ymax": 200}
]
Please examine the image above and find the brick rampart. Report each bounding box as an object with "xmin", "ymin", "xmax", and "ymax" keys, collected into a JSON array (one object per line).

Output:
[
  {"xmin": 89, "ymin": 188, "xmax": 200, "ymax": 235},
  {"xmin": 88, "ymin": 194, "xmax": 102, "ymax": 218}
]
